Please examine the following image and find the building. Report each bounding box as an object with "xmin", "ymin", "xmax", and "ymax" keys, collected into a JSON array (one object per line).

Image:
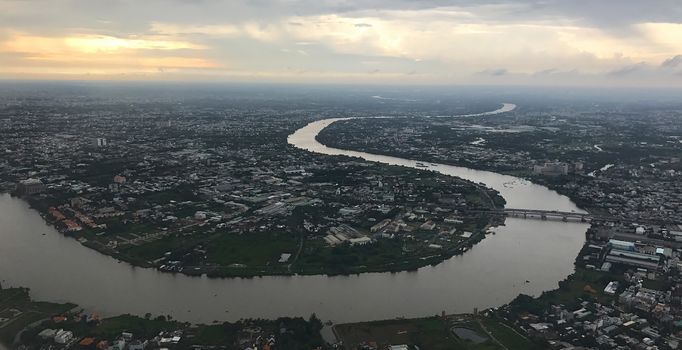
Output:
[
  {"xmin": 16, "ymin": 178, "xmax": 45, "ymax": 195},
  {"xmin": 604, "ymin": 281, "xmax": 619, "ymax": 295},
  {"xmin": 54, "ymin": 329, "xmax": 74, "ymax": 344},
  {"xmin": 420, "ymin": 220, "xmax": 436, "ymax": 230},
  {"xmin": 371, "ymin": 219, "xmax": 392, "ymax": 233},
  {"xmin": 349, "ymin": 236, "xmax": 372, "ymax": 246},
  {"xmin": 608, "ymin": 239, "xmax": 636, "ymax": 252},
  {"xmin": 533, "ymin": 162, "xmax": 569, "ymax": 176},
  {"xmin": 389, "ymin": 346, "xmax": 409, "ymax": 350},
  {"xmin": 38, "ymin": 329, "xmax": 57, "ymax": 340},
  {"xmin": 96, "ymin": 138, "xmax": 107, "ymax": 147},
  {"xmin": 128, "ymin": 340, "xmax": 147, "ymax": 350},
  {"xmin": 606, "ymin": 249, "xmax": 660, "ymax": 270}
]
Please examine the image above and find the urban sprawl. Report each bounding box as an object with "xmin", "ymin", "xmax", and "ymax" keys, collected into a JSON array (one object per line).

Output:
[{"xmin": 2, "ymin": 89, "xmax": 682, "ymax": 349}]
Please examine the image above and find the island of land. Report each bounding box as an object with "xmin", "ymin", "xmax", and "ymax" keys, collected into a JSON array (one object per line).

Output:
[{"xmin": 0, "ymin": 89, "xmax": 504, "ymax": 277}]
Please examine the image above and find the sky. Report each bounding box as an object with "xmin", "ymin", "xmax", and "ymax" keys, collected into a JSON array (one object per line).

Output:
[{"xmin": 1, "ymin": 0, "xmax": 682, "ymax": 86}]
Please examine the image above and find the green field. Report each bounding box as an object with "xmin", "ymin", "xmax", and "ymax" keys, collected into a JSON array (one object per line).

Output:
[
  {"xmin": 206, "ymin": 232, "xmax": 299, "ymax": 267},
  {"xmin": 49, "ymin": 314, "xmax": 182, "ymax": 340},
  {"xmin": 336, "ymin": 316, "xmax": 532, "ymax": 350},
  {"xmin": 119, "ymin": 234, "xmax": 207, "ymax": 262},
  {"xmin": 480, "ymin": 318, "xmax": 538, "ymax": 350}
]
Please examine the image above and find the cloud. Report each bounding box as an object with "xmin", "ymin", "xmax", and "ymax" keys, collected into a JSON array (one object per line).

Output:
[
  {"xmin": 661, "ymin": 55, "xmax": 682, "ymax": 68},
  {"xmin": 2, "ymin": 1, "xmax": 680, "ymax": 37},
  {"xmin": 533, "ymin": 68, "xmax": 559, "ymax": 76},
  {"xmin": 150, "ymin": 23, "xmax": 241, "ymax": 37},
  {"xmin": 607, "ymin": 62, "xmax": 648, "ymax": 76},
  {"xmin": 477, "ymin": 68, "xmax": 508, "ymax": 76},
  {"xmin": 1, "ymin": 0, "xmax": 682, "ymax": 85}
]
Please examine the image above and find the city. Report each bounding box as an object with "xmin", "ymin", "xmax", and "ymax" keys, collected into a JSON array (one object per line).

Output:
[
  {"xmin": 2, "ymin": 85, "xmax": 682, "ymax": 349},
  {"xmin": 2, "ymin": 1, "xmax": 682, "ymax": 350}
]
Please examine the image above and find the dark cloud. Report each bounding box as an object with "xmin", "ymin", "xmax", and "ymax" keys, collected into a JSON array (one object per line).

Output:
[
  {"xmin": 477, "ymin": 68, "xmax": 507, "ymax": 76},
  {"xmin": 520, "ymin": 0, "xmax": 682, "ymax": 33},
  {"xmin": 533, "ymin": 68, "xmax": 559, "ymax": 76},
  {"xmin": 607, "ymin": 62, "xmax": 648, "ymax": 76},
  {"xmin": 3, "ymin": 0, "xmax": 682, "ymax": 37},
  {"xmin": 661, "ymin": 55, "xmax": 682, "ymax": 68}
]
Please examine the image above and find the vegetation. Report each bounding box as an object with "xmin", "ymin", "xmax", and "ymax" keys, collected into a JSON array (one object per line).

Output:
[
  {"xmin": 508, "ymin": 264, "xmax": 621, "ymax": 317},
  {"xmin": 480, "ymin": 317, "xmax": 539, "ymax": 350},
  {"xmin": 3, "ymin": 286, "xmax": 325, "ymax": 349},
  {"xmin": 336, "ymin": 315, "xmax": 533, "ymax": 350},
  {"xmin": 205, "ymin": 232, "xmax": 298, "ymax": 266},
  {"xmin": 0, "ymin": 287, "xmax": 75, "ymax": 347}
]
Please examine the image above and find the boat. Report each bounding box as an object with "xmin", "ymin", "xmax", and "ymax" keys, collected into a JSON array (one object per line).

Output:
[{"xmin": 415, "ymin": 162, "xmax": 428, "ymax": 168}]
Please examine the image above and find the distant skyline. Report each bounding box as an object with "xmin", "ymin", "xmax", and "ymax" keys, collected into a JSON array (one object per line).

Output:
[{"xmin": 1, "ymin": 0, "xmax": 682, "ymax": 86}]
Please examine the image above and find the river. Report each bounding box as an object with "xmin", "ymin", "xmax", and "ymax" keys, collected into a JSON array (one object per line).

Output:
[{"xmin": 0, "ymin": 103, "xmax": 587, "ymax": 325}]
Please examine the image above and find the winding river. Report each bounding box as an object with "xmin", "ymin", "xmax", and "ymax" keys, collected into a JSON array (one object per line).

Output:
[{"xmin": 0, "ymin": 103, "xmax": 587, "ymax": 325}]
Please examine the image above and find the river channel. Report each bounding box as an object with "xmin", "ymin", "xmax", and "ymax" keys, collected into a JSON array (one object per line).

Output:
[{"xmin": 0, "ymin": 103, "xmax": 587, "ymax": 324}]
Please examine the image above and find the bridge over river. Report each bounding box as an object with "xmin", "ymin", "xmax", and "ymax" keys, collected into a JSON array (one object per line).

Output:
[
  {"xmin": 469, "ymin": 208, "xmax": 677, "ymax": 226},
  {"xmin": 468, "ymin": 208, "xmax": 599, "ymax": 222}
]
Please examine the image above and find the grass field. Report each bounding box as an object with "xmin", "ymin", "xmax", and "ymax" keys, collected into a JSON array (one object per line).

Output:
[
  {"xmin": 206, "ymin": 232, "xmax": 298, "ymax": 267},
  {"xmin": 190, "ymin": 324, "xmax": 236, "ymax": 345},
  {"xmin": 119, "ymin": 234, "xmax": 206, "ymax": 262},
  {"xmin": 335, "ymin": 317, "xmax": 461, "ymax": 350},
  {"xmin": 90, "ymin": 315, "xmax": 179, "ymax": 339},
  {"xmin": 480, "ymin": 318, "xmax": 538, "ymax": 350},
  {"xmin": 335, "ymin": 316, "xmax": 531, "ymax": 350}
]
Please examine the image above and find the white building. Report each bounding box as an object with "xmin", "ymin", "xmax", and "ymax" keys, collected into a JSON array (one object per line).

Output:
[
  {"xmin": 54, "ymin": 329, "xmax": 73, "ymax": 344},
  {"xmin": 96, "ymin": 138, "xmax": 108, "ymax": 147},
  {"xmin": 349, "ymin": 236, "xmax": 372, "ymax": 246}
]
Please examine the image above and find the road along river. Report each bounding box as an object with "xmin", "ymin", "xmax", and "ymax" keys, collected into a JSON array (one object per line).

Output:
[{"xmin": 0, "ymin": 103, "xmax": 587, "ymax": 324}]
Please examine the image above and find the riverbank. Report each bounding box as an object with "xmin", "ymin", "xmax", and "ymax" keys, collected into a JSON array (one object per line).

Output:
[
  {"xmin": 0, "ymin": 102, "xmax": 586, "ymax": 324},
  {"xmin": 0, "ymin": 287, "xmax": 76, "ymax": 348},
  {"xmin": 0, "ymin": 287, "xmax": 325, "ymax": 350},
  {"xmin": 330, "ymin": 238, "xmax": 631, "ymax": 350},
  {"xmin": 6, "ymin": 102, "xmax": 512, "ymax": 278},
  {"xmin": 334, "ymin": 313, "xmax": 538, "ymax": 350},
  {"xmin": 9, "ymin": 166, "xmax": 502, "ymax": 279},
  {"xmin": 1, "ymin": 284, "xmax": 534, "ymax": 350},
  {"xmin": 303, "ymin": 144, "xmax": 598, "ymax": 216}
]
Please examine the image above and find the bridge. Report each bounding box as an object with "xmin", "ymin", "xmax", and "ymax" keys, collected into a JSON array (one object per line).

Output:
[
  {"xmin": 467, "ymin": 208, "xmax": 678, "ymax": 226},
  {"xmin": 468, "ymin": 208, "xmax": 601, "ymax": 222}
]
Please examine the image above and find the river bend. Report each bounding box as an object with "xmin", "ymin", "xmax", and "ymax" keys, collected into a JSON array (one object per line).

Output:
[{"xmin": 0, "ymin": 103, "xmax": 587, "ymax": 324}]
